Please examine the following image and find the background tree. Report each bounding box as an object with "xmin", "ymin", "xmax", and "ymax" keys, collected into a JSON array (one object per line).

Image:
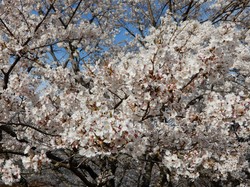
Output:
[{"xmin": 0, "ymin": 0, "xmax": 250, "ymax": 186}]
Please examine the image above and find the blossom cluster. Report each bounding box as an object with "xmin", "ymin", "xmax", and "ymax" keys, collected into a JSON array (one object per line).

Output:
[{"xmin": 0, "ymin": 0, "xmax": 250, "ymax": 186}]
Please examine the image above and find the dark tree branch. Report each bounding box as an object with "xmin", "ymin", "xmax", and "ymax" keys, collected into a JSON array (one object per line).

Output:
[
  {"xmin": 146, "ymin": 0, "xmax": 156, "ymax": 27},
  {"xmin": 49, "ymin": 45, "xmax": 59, "ymax": 64},
  {"xmin": 70, "ymin": 166, "xmax": 97, "ymax": 187},
  {"xmin": 168, "ymin": 0, "xmax": 173, "ymax": 13},
  {"xmin": 114, "ymin": 96, "xmax": 128, "ymax": 110},
  {"xmin": 141, "ymin": 102, "xmax": 150, "ymax": 121},
  {"xmin": 141, "ymin": 155, "xmax": 154, "ymax": 187},
  {"xmin": 0, "ymin": 18, "xmax": 16, "ymax": 38},
  {"xmin": 156, "ymin": 3, "xmax": 168, "ymax": 25},
  {"xmin": 0, "ymin": 124, "xmax": 17, "ymax": 137},
  {"xmin": 51, "ymin": 4, "xmax": 67, "ymax": 28},
  {"xmin": 182, "ymin": 0, "xmax": 195, "ymax": 21},
  {"xmin": 180, "ymin": 69, "xmax": 202, "ymax": 91},
  {"xmin": 119, "ymin": 22, "xmax": 146, "ymax": 48},
  {"xmin": 0, "ymin": 121, "xmax": 59, "ymax": 137},
  {"xmin": 1, "ymin": 56, "xmax": 21, "ymax": 90},
  {"xmin": 46, "ymin": 150, "xmax": 98, "ymax": 180},
  {"xmin": 51, "ymin": 0, "xmax": 82, "ymax": 29},
  {"xmin": 185, "ymin": 95, "xmax": 203, "ymax": 109},
  {"xmin": 66, "ymin": 0, "xmax": 83, "ymax": 28},
  {"xmin": 46, "ymin": 151, "xmax": 97, "ymax": 187},
  {"xmin": 0, "ymin": 150, "xmax": 28, "ymax": 156},
  {"xmin": 34, "ymin": 3, "xmax": 54, "ymax": 33}
]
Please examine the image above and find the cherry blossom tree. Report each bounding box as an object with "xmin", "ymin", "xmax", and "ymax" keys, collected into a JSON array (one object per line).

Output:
[{"xmin": 0, "ymin": 0, "xmax": 250, "ymax": 186}]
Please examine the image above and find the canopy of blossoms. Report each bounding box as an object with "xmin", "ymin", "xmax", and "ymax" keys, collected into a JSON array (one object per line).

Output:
[{"xmin": 0, "ymin": 0, "xmax": 250, "ymax": 186}]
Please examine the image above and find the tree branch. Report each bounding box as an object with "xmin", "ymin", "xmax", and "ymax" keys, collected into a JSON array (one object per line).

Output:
[
  {"xmin": 146, "ymin": 0, "xmax": 156, "ymax": 27},
  {"xmin": 66, "ymin": 0, "xmax": 83, "ymax": 28},
  {"xmin": 46, "ymin": 151, "xmax": 97, "ymax": 187},
  {"xmin": 0, "ymin": 18, "xmax": 16, "ymax": 38},
  {"xmin": 182, "ymin": 0, "xmax": 195, "ymax": 21},
  {"xmin": 140, "ymin": 155, "xmax": 154, "ymax": 187},
  {"xmin": 0, "ymin": 121, "xmax": 59, "ymax": 137},
  {"xmin": 0, "ymin": 150, "xmax": 28, "ymax": 156},
  {"xmin": 1, "ymin": 56, "xmax": 21, "ymax": 90}
]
